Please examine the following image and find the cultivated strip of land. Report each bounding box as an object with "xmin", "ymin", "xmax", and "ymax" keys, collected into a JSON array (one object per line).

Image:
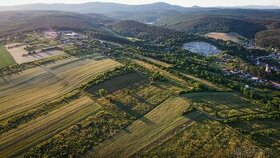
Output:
[
  {"xmin": 134, "ymin": 54, "xmax": 173, "ymax": 68},
  {"xmin": 0, "ymin": 96, "xmax": 100, "ymax": 158},
  {"xmin": 132, "ymin": 59, "xmax": 193, "ymax": 89},
  {"xmin": 88, "ymin": 97, "xmax": 201, "ymax": 158},
  {"xmin": 0, "ymin": 45, "xmax": 16, "ymax": 68},
  {"xmin": 0, "ymin": 56, "xmax": 122, "ymax": 121}
]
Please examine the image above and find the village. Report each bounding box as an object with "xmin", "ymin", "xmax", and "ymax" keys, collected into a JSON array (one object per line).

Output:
[{"xmin": 219, "ymin": 52, "xmax": 280, "ymax": 90}]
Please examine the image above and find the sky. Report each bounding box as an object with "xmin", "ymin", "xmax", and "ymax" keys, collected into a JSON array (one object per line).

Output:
[{"xmin": 0, "ymin": 0, "xmax": 280, "ymax": 7}]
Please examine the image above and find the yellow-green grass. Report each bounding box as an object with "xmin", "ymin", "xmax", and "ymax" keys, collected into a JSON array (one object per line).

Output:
[
  {"xmin": 0, "ymin": 45, "xmax": 16, "ymax": 68},
  {"xmin": 206, "ymin": 32, "xmax": 245, "ymax": 44},
  {"xmin": 133, "ymin": 59, "xmax": 193, "ymax": 90},
  {"xmin": 135, "ymin": 54, "xmax": 173, "ymax": 68},
  {"xmin": 0, "ymin": 96, "xmax": 100, "ymax": 158},
  {"xmin": 88, "ymin": 97, "xmax": 201, "ymax": 158},
  {"xmin": 0, "ymin": 56, "xmax": 122, "ymax": 121},
  {"xmin": 180, "ymin": 72, "xmax": 227, "ymax": 91},
  {"xmin": 140, "ymin": 121, "xmax": 266, "ymax": 158},
  {"xmin": 155, "ymin": 81, "xmax": 186, "ymax": 95},
  {"xmin": 183, "ymin": 92, "xmax": 264, "ymax": 118}
]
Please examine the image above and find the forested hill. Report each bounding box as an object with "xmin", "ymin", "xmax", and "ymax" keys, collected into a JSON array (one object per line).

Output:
[
  {"xmin": 256, "ymin": 29, "xmax": 280, "ymax": 48},
  {"xmin": 159, "ymin": 16, "xmax": 266, "ymax": 38},
  {"xmin": 0, "ymin": 11, "xmax": 110, "ymax": 38},
  {"xmin": 108, "ymin": 20, "xmax": 186, "ymax": 42}
]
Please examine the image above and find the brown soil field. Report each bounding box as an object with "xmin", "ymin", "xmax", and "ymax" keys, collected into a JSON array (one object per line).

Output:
[
  {"xmin": 206, "ymin": 32, "xmax": 245, "ymax": 44},
  {"xmin": 6, "ymin": 43, "xmax": 65, "ymax": 64}
]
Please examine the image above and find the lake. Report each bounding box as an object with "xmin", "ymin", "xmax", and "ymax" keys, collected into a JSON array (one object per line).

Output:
[{"xmin": 183, "ymin": 41, "xmax": 220, "ymax": 56}]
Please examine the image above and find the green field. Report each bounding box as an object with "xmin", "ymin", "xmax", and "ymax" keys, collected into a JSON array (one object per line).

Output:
[
  {"xmin": 183, "ymin": 92, "xmax": 265, "ymax": 119},
  {"xmin": 87, "ymin": 97, "xmax": 201, "ymax": 158},
  {"xmin": 0, "ymin": 45, "xmax": 16, "ymax": 68},
  {"xmin": 86, "ymin": 72, "xmax": 147, "ymax": 95},
  {"xmin": 139, "ymin": 121, "xmax": 266, "ymax": 157}
]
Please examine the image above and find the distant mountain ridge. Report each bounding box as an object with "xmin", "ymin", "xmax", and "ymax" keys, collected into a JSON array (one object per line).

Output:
[
  {"xmin": 0, "ymin": 2, "xmax": 186, "ymax": 14},
  {"xmin": 0, "ymin": 2, "xmax": 279, "ymax": 13},
  {"xmin": 0, "ymin": 2, "xmax": 279, "ymax": 23}
]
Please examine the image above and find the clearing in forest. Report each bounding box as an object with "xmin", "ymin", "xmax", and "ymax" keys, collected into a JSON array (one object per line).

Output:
[{"xmin": 206, "ymin": 32, "xmax": 245, "ymax": 44}]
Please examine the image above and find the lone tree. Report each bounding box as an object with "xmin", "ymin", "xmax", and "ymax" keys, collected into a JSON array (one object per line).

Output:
[{"xmin": 98, "ymin": 89, "xmax": 107, "ymax": 97}]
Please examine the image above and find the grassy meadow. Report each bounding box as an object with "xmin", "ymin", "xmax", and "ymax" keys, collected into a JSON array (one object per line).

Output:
[{"xmin": 0, "ymin": 45, "xmax": 16, "ymax": 68}]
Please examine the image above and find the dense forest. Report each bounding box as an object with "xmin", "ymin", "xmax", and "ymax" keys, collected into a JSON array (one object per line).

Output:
[
  {"xmin": 256, "ymin": 29, "xmax": 280, "ymax": 48},
  {"xmin": 0, "ymin": 11, "xmax": 107, "ymax": 38},
  {"xmin": 164, "ymin": 16, "xmax": 265, "ymax": 38},
  {"xmin": 108, "ymin": 20, "xmax": 186, "ymax": 42}
]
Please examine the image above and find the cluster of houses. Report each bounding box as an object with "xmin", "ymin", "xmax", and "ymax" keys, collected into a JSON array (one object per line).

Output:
[
  {"xmin": 223, "ymin": 67, "xmax": 280, "ymax": 89},
  {"xmin": 59, "ymin": 31, "xmax": 86, "ymax": 44},
  {"xmin": 244, "ymin": 39, "xmax": 256, "ymax": 49},
  {"xmin": 256, "ymin": 53, "xmax": 280, "ymax": 72},
  {"xmin": 223, "ymin": 68, "xmax": 267, "ymax": 82}
]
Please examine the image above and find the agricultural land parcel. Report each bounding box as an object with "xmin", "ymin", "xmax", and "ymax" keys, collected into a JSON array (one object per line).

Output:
[
  {"xmin": 0, "ymin": 55, "xmax": 122, "ymax": 121},
  {"xmin": 6, "ymin": 43, "xmax": 65, "ymax": 64},
  {"xmin": 0, "ymin": 45, "xmax": 16, "ymax": 68}
]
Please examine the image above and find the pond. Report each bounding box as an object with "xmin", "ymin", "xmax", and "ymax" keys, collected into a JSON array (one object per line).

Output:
[{"xmin": 183, "ymin": 41, "xmax": 220, "ymax": 56}]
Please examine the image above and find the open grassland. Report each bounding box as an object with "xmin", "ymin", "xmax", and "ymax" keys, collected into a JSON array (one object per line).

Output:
[
  {"xmin": 0, "ymin": 45, "xmax": 16, "ymax": 68},
  {"xmin": 0, "ymin": 96, "xmax": 100, "ymax": 158},
  {"xmin": 183, "ymin": 92, "xmax": 265, "ymax": 119},
  {"xmin": 89, "ymin": 97, "xmax": 201, "ymax": 158},
  {"xmin": 135, "ymin": 54, "xmax": 173, "ymax": 68},
  {"xmin": 139, "ymin": 121, "xmax": 266, "ymax": 158},
  {"xmin": 133, "ymin": 59, "xmax": 193, "ymax": 90},
  {"xmin": 206, "ymin": 32, "xmax": 245, "ymax": 44},
  {"xmin": 0, "ymin": 56, "xmax": 122, "ymax": 121}
]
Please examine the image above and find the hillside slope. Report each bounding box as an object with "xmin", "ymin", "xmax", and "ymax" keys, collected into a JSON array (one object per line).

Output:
[
  {"xmin": 108, "ymin": 20, "xmax": 185, "ymax": 42},
  {"xmin": 0, "ymin": 11, "xmax": 109, "ymax": 38},
  {"xmin": 164, "ymin": 16, "xmax": 265, "ymax": 38},
  {"xmin": 256, "ymin": 29, "xmax": 280, "ymax": 48}
]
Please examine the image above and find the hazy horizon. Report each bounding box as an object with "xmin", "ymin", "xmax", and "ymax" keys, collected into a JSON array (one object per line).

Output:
[{"xmin": 0, "ymin": 0, "xmax": 280, "ymax": 7}]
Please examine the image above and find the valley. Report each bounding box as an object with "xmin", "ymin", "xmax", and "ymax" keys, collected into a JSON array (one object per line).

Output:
[{"xmin": 0, "ymin": 2, "xmax": 279, "ymax": 158}]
